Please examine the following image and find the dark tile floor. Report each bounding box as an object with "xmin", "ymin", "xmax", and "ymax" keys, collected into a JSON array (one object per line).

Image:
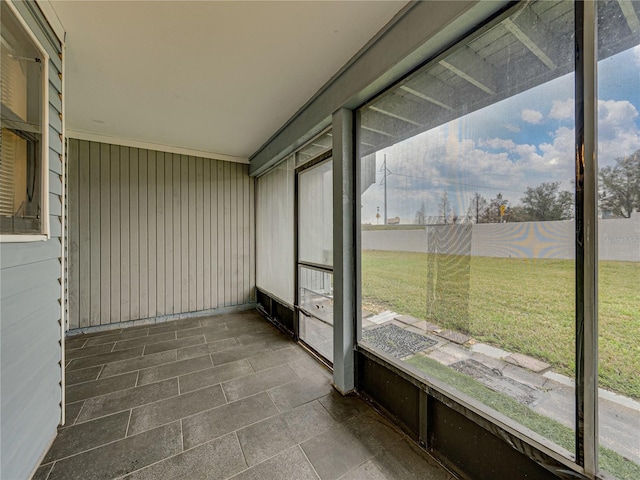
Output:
[{"xmin": 35, "ymin": 310, "xmax": 455, "ymax": 480}]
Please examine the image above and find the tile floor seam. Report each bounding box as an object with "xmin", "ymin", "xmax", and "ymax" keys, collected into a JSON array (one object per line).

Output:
[
  {"xmin": 125, "ymin": 409, "xmax": 133, "ymax": 437},
  {"xmin": 43, "ymin": 461, "xmax": 55, "ymax": 480},
  {"xmin": 266, "ymin": 389, "xmax": 284, "ymax": 414},
  {"xmin": 135, "ymin": 370, "xmax": 140, "ymax": 387},
  {"xmin": 99, "ymin": 354, "xmax": 180, "ymax": 379},
  {"xmin": 142, "ymin": 344, "xmax": 146, "ymax": 356},
  {"xmin": 69, "ymin": 400, "xmax": 87, "ymax": 427},
  {"xmin": 137, "ymin": 359, "xmax": 215, "ymax": 386},
  {"xmin": 298, "ymin": 444, "xmax": 322, "ymax": 480},
  {"xmin": 220, "ymin": 382, "xmax": 229, "ymax": 404},
  {"xmin": 177, "ymin": 376, "xmax": 182, "ymax": 395},
  {"xmin": 180, "ymin": 418, "xmax": 185, "ymax": 452},
  {"xmin": 71, "ymin": 387, "xmax": 183, "ymax": 426},
  {"xmin": 233, "ymin": 431, "xmax": 250, "ymax": 470},
  {"xmin": 40, "ymin": 426, "xmax": 134, "ymax": 465}
]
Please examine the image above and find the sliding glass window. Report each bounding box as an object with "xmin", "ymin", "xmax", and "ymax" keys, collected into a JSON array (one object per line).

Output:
[
  {"xmin": 357, "ymin": 1, "xmax": 637, "ymax": 477},
  {"xmin": 596, "ymin": 1, "xmax": 640, "ymax": 478}
]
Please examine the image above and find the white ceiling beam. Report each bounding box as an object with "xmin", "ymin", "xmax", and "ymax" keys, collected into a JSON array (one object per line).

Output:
[
  {"xmin": 369, "ymin": 106, "xmax": 422, "ymax": 127},
  {"xmin": 618, "ymin": 0, "xmax": 640, "ymax": 32},
  {"xmin": 439, "ymin": 46, "xmax": 498, "ymax": 95},
  {"xmin": 503, "ymin": 18, "xmax": 555, "ymax": 70}
]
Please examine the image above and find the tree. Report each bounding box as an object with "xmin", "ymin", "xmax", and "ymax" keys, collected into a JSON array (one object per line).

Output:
[
  {"xmin": 467, "ymin": 192, "xmax": 487, "ymax": 223},
  {"xmin": 600, "ymin": 152, "xmax": 640, "ymax": 218},
  {"xmin": 521, "ymin": 182, "xmax": 573, "ymax": 221},
  {"xmin": 479, "ymin": 193, "xmax": 509, "ymax": 223},
  {"xmin": 438, "ymin": 191, "xmax": 451, "ymax": 224},
  {"xmin": 415, "ymin": 202, "xmax": 427, "ymax": 225}
]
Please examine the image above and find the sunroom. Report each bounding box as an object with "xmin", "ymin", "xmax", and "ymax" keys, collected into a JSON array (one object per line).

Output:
[{"xmin": 0, "ymin": 1, "xmax": 638, "ymax": 479}]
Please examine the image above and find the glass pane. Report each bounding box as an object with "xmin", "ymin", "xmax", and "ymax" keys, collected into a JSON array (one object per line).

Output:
[
  {"xmin": 597, "ymin": 1, "xmax": 640, "ymax": 478},
  {"xmin": 0, "ymin": 1, "xmax": 43, "ymax": 234},
  {"xmin": 256, "ymin": 156, "xmax": 295, "ymax": 305},
  {"xmin": 298, "ymin": 160, "xmax": 333, "ymax": 267},
  {"xmin": 359, "ymin": 0, "xmax": 578, "ymax": 460},
  {"xmin": 296, "ymin": 130, "xmax": 332, "ymax": 167},
  {"xmin": 299, "ymin": 265, "xmax": 333, "ymax": 362}
]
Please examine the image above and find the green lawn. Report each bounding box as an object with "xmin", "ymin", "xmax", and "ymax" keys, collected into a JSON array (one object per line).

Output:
[
  {"xmin": 362, "ymin": 250, "xmax": 640, "ymax": 400},
  {"xmin": 407, "ymin": 355, "xmax": 640, "ymax": 480}
]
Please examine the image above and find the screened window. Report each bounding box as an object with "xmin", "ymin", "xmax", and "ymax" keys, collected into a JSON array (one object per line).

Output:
[
  {"xmin": 357, "ymin": 1, "xmax": 638, "ymax": 477},
  {"xmin": 1, "ymin": 2, "xmax": 47, "ymax": 236}
]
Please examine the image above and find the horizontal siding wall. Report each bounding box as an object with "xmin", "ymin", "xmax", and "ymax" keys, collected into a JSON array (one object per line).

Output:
[
  {"xmin": 0, "ymin": 1, "xmax": 64, "ymax": 480},
  {"xmin": 67, "ymin": 139, "xmax": 255, "ymax": 330}
]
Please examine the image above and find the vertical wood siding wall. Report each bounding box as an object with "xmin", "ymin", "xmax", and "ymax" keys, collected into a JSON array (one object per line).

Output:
[
  {"xmin": 67, "ymin": 139, "xmax": 255, "ymax": 330},
  {"xmin": 0, "ymin": 3, "xmax": 64, "ymax": 480}
]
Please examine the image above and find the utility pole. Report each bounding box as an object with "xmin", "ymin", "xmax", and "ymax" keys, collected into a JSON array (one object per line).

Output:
[{"xmin": 383, "ymin": 154, "xmax": 387, "ymax": 225}]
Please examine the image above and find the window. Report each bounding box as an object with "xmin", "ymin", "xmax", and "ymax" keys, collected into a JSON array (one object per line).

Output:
[
  {"xmin": 356, "ymin": 1, "xmax": 639, "ymax": 478},
  {"xmin": 1, "ymin": 1, "xmax": 48, "ymax": 237}
]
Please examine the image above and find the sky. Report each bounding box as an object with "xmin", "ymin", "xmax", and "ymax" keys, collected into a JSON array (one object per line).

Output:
[{"xmin": 361, "ymin": 45, "xmax": 640, "ymax": 225}]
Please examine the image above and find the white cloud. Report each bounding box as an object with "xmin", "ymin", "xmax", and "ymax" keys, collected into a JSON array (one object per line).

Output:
[
  {"xmin": 521, "ymin": 109, "xmax": 543, "ymax": 124},
  {"xmin": 503, "ymin": 123, "xmax": 521, "ymax": 133},
  {"xmin": 549, "ymin": 99, "xmax": 573, "ymax": 120},
  {"xmin": 598, "ymin": 99, "xmax": 640, "ymax": 165},
  {"xmin": 480, "ymin": 138, "xmax": 516, "ymax": 150}
]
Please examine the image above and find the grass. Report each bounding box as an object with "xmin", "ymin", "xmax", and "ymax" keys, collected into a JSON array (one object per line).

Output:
[
  {"xmin": 406, "ymin": 355, "xmax": 640, "ymax": 480},
  {"xmin": 361, "ymin": 250, "xmax": 640, "ymax": 400}
]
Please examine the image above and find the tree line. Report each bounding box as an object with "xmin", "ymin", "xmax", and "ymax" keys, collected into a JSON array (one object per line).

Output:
[{"xmin": 414, "ymin": 151, "xmax": 640, "ymax": 224}]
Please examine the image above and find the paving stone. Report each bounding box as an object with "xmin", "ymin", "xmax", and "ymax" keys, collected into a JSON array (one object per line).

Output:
[
  {"xmin": 434, "ymin": 330, "xmax": 471, "ymax": 345},
  {"xmin": 65, "ymin": 401, "xmax": 85, "ymax": 426},
  {"xmin": 318, "ymin": 391, "xmax": 370, "ymax": 423},
  {"xmin": 179, "ymin": 359, "xmax": 254, "ymax": 394},
  {"xmin": 288, "ymin": 353, "xmax": 331, "ymax": 379},
  {"xmin": 362, "ymin": 324, "xmax": 437, "ymax": 358},
  {"xmin": 66, "ymin": 347, "xmax": 144, "ymax": 371},
  {"xmin": 426, "ymin": 350, "xmax": 459, "ymax": 366},
  {"xmin": 182, "ymin": 392, "xmax": 279, "ymax": 450},
  {"xmin": 128, "ymin": 384, "xmax": 226, "ymax": 435},
  {"xmin": 66, "ymin": 343, "xmax": 115, "ymax": 360},
  {"xmin": 176, "ymin": 338, "xmax": 238, "ymax": 361},
  {"xmin": 502, "ymin": 364, "xmax": 548, "ymax": 388},
  {"xmin": 65, "ymin": 337, "xmax": 89, "ymax": 350},
  {"xmin": 301, "ymin": 410, "xmax": 401, "ymax": 480},
  {"xmin": 66, "ymin": 372, "xmax": 138, "ymax": 403},
  {"xmin": 47, "ymin": 422, "xmax": 182, "ymax": 480},
  {"xmin": 44, "ymin": 411, "xmax": 129, "ymax": 462},
  {"xmin": 210, "ymin": 343, "xmax": 272, "ymax": 366},
  {"xmin": 394, "ymin": 314, "xmax": 421, "ymax": 325},
  {"xmin": 340, "ymin": 460, "xmax": 388, "ymax": 480},
  {"xmin": 504, "ymin": 353, "xmax": 551, "ymax": 373},
  {"xmin": 99, "ymin": 350, "xmax": 177, "ymax": 378},
  {"xmin": 112, "ymin": 331, "xmax": 177, "ymax": 351},
  {"xmin": 175, "ymin": 323, "xmax": 229, "ymax": 339},
  {"xmin": 83, "ymin": 329, "xmax": 149, "ymax": 347},
  {"xmin": 469, "ymin": 343, "xmax": 509, "ymax": 359},
  {"xmin": 66, "ymin": 366, "xmax": 103, "ymax": 385},
  {"xmin": 124, "ymin": 432, "xmax": 246, "ymax": 480},
  {"xmin": 268, "ymin": 372, "xmax": 334, "ymax": 412},
  {"xmin": 246, "ymin": 346, "xmax": 303, "ymax": 371},
  {"xmin": 145, "ymin": 318, "xmax": 203, "ymax": 335},
  {"xmin": 370, "ymin": 437, "xmax": 451, "ymax": 480},
  {"xmin": 143, "ymin": 335, "xmax": 206, "ymax": 355},
  {"xmin": 439, "ymin": 344, "xmax": 471, "ymax": 361},
  {"xmin": 77, "ymin": 378, "xmax": 179, "ymax": 423},
  {"xmin": 229, "ymin": 446, "xmax": 318, "ymax": 480},
  {"xmin": 222, "ymin": 365, "xmax": 297, "ymax": 402},
  {"xmin": 31, "ymin": 463, "xmax": 54, "ymax": 480},
  {"xmin": 237, "ymin": 400, "xmax": 337, "ymax": 466},
  {"xmin": 138, "ymin": 354, "xmax": 212, "ymax": 386},
  {"xmin": 470, "ymin": 352, "xmax": 508, "ymax": 372}
]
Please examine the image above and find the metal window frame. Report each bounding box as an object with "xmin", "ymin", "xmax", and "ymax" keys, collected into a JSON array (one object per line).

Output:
[{"xmin": 349, "ymin": 0, "xmax": 602, "ymax": 477}]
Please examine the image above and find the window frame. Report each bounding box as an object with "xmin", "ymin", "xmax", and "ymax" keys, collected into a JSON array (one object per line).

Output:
[
  {"xmin": 353, "ymin": 0, "xmax": 602, "ymax": 477},
  {"xmin": 0, "ymin": 0, "xmax": 50, "ymax": 243}
]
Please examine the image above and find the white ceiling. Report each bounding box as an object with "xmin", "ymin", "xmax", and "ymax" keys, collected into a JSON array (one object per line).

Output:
[{"xmin": 50, "ymin": 1, "xmax": 408, "ymax": 160}]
